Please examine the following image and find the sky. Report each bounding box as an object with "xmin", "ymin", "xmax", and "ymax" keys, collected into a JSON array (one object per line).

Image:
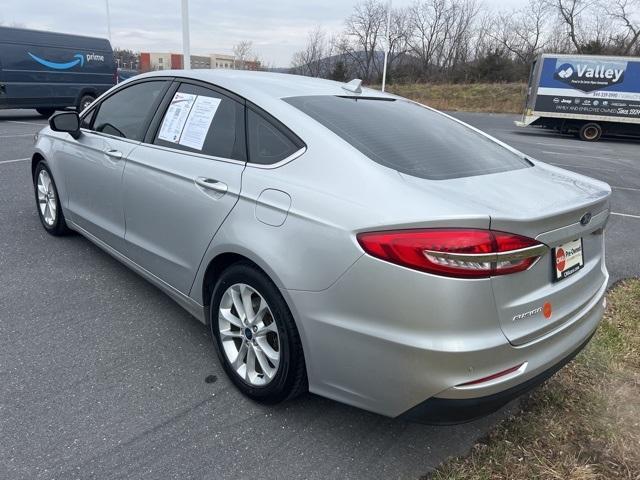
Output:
[{"xmin": 1, "ymin": 0, "xmax": 528, "ymax": 67}]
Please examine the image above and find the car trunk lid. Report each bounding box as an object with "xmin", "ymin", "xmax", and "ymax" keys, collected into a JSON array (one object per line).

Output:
[{"xmin": 401, "ymin": 162, "xmax": 611, "ymax": 345}]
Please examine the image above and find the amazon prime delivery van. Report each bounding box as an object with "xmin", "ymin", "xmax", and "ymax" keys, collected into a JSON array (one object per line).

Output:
[
  {"xmin": 0, "ymin": 26, "xmax": 116, "ymax": 117},
  {"xmin": 516, "ymin": 53, "xmax": 640, "ymax": 141}
]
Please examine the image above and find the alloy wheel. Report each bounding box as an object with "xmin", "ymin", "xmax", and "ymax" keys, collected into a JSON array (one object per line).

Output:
[
  {"xmin": 37, "ymin": 169, "xmax": 57, "ymax": 226},
  {"xmin": 218, "ymin": 283, "xmax": 281, "ymax": 386}
]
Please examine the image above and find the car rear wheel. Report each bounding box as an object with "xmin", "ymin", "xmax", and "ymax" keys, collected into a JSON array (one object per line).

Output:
[
  {"xmin": 578, "ymin": 122, "xmax": 602, "ymax": 142},
  {"xmin": 78, "ymin": 94, "xmax": 96, "ymax": 112},
  {"xmin": 210, "ymin": 262, "xmax": 307, "ymax": 403},
  {"xmin": 36, "ymin": 108, "xmax": 56, "ymax": 118},
  {"xmin": 33, "ymin": 161, "xmax": 71, "ymax": 236}
]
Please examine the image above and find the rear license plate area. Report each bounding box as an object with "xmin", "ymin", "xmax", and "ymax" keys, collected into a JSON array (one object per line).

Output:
[{"xmin": 552, "ymin": 238, "xmax": 584, "ymax": 281}]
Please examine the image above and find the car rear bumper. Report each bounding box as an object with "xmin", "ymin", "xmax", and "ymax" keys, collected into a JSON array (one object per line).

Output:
[
  {"xmin": 285, "ymin": 254, "xmax": 607, "ymax": 419},
  {"xmin": 398, "ymin": 327, "xmax": 596, "ymax": 424}
]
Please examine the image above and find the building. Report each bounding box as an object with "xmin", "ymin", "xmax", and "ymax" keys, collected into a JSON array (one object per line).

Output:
[
  {"xmin": 139, "ymin": 52, "xmax": 236, "ymax": 72},
  {"xmin": 210, "ymin": 53, "xmax": 235, "ymax": 69}
]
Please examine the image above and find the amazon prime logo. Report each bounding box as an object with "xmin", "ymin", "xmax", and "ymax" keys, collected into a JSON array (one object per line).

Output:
[{"xmin": 28, "ymin": 52, "xmax": 105, "ymax": 70}]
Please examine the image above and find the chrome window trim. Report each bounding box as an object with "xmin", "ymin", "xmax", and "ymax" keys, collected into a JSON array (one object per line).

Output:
[
  {"xmin": 79, "ymin": 128, "xmax": 142, "ymax": 146},
  {"xmin": 125, "ymin": 140, "xmax": 306, "ymax": 169},
  {"xmin": 245, "ymin": 146, "xmax": 307, "ymax": 169},
  {"xmin": 136, "ymin": 141, "xmax": 247, "ymax": 166}
]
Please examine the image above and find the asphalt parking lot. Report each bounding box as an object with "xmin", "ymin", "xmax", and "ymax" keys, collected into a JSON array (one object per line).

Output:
[{"xmin": 1, "ymin": 109, "xmax": 638, "ymax": 480}]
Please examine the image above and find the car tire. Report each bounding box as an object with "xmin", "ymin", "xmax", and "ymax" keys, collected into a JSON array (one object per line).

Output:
[
  {"xmin": 77, "ymin": 94, "xmax": 95, "ymax": 112},
  {"xmin": 33, "ymin": 160, "xmax": 72, "ymax": 236},
  {"xmin": 578, "ymin": 122, "xmax": 602, "ymax": 142},
  {"xmin": 36, "ymin": 108, "xmax": 56, "ymax": 118},
  {"xmin": 210, "ymin": 262, "xmax": 307, "ymax": 403}
]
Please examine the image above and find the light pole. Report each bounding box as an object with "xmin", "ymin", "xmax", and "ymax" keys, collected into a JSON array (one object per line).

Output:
[
  {"xmin": 105, "ymin": 0, "xmax": 112, "ymax": 42},
  {"xmin": 181, "ymin": 0, "xmax": 191, "ymax": 69},
  {"xmin": 381, "ymin": 0, "xmax": 392, "ymax": 92}
]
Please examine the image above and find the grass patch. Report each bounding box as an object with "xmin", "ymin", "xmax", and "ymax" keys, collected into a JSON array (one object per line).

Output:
[
  {"xmin": 427, "ymin": 279, "xmax": 640, "ymax": 480},
  {"xmin": 381, "ymin": 83, "xmax": 527, "ymax": 114}
]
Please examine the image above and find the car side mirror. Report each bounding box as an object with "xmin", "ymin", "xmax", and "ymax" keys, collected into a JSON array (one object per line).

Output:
[{"xmin": 49, "ymin": 112, "xmax": 81, "ymax": 139}]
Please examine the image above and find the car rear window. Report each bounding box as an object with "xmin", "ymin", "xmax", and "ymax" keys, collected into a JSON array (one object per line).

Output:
[{"xmin": 284, "ymin": 96, "xmax": 530, "ymax": 180}]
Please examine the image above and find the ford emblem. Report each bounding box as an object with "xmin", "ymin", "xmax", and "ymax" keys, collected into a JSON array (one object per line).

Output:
[{"xmin": 580, "ymin": 212, "xmax": 592, "ymax": 226}]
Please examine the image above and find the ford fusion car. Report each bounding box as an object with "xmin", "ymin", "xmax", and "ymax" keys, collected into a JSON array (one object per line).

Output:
[{"xmin": 31, "ymin": 70, "xmax": 610, "ymax": 423}]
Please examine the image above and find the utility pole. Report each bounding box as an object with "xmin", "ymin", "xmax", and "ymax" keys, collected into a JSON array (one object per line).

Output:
[
  {"xmin": 381, "ymin": 0, "xmax": 392, "ymax": 92},
  {"xmin": 181, "ymin": 0, "xmax": 191, "ymax": 69},
  {"xmin": 105, "ymin": 0, "xmax": 112, "ymax": 42}
]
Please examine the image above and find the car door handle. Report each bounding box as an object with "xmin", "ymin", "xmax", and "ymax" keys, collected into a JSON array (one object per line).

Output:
[
  {"xmin": 195, "ymin": 177, "xmax": 228, "ymax": 194},
  {"xmin": 104, "ymin": 149, "xmax": 123, "ymax": 160}
]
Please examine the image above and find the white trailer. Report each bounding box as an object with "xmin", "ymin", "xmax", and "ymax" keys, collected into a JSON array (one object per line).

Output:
[{"xmin": 516, "ymin": 53, "xmax": 640, "ymax": 141}]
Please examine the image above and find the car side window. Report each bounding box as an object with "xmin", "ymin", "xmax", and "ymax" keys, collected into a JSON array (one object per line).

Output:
[
  {"xmin": 91, "ymin": 81, "xmax": 168, "ymax": 141},
  {"xmin": 246, "ymin": 108, "xmax": 303, "ymax": 165},
  {"xmin": 153, "ymin": 83, "xmax": 246, "ymax": 161}
]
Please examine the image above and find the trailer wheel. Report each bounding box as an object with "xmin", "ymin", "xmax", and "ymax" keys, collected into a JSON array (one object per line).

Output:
[{"xmin": 578, "ymin": 123, "xmax": 602, "ymax": 142}]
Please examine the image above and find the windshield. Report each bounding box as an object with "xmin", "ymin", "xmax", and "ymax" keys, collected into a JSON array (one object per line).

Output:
[{"xmin": 284, "ymin": 95, "xmax": 530, "ymax": 180}]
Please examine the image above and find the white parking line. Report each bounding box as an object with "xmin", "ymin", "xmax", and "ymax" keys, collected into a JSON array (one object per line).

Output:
[
  {"xmin": 6, "ymin": 120, "xmax": 46, "ymax": 126},
  {"xmin": 541, "ymin": 150, "xmax": 608, "ymax": 160},
  {"xmin": 611, "ymin": 212, "xmax": 640, "ymax": 219},
  {"xmin": 0, "ymin": 157, "xmax": 30, "ymax": 165},
  {"xmin": 533, "ymin": 141, "xmax": 582, "ymax": 149},
  {"xmin": 612, "ymin": 185, "xmax": 640, "ymax": 192},
  {"xmin": 549, "ymin": 162, "xmax": 614, "ymax": 172}
]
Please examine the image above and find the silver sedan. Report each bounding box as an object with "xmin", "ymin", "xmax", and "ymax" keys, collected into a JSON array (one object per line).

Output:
[{"xmin": 32, "ymin": 70, "xmax": 610, "ymax": 423}]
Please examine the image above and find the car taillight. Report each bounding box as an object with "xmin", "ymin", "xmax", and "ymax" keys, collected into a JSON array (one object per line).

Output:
[{"xmin": 356, "ymin": 229, "xmax": 547, "ymax": 278}]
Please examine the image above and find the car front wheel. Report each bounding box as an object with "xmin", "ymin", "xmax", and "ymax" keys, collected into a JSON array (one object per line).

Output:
[
  {"xmin": 34, "ymin": 161, "xmax": 71, "ymax": 236},
  {"xmin": 210, "ymin": 262, "xmax": 307, "ymax": 403}
]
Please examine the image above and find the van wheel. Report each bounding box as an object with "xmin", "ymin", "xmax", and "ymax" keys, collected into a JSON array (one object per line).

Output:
[
  {"xmin": 78, "ymin": 94, "xmax": 95, "ymax": 112},
  {"xmin": 36, "ymin": 108, "xmax": 56, "ymax": 118},
  {"xmin": 578, "ymin": 123, "xmax": 602, "ymax": 142}
]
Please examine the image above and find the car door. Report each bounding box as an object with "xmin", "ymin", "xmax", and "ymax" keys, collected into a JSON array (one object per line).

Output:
[
  {"xmin": 64, "ymin": 79, "xmax": 170, "ymax": 250},
  {"xmin": 121, "ymin": 81, "xmax": 247, "ymax": 294}
]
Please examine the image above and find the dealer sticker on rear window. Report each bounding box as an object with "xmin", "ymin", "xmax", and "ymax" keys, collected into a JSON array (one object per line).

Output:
[{"xmin": 553, "ymin": 238, "xmax": 584, "ymax": 281}]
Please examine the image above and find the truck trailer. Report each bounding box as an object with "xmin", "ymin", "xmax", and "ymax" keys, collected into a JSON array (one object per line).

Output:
[
  {"xmin": 516, "ymin": 53, "xmax": 640, "ymax": 141},
  {"xmin": 0, "ymin": 26, "xmax": 116, "ymax": 117}
]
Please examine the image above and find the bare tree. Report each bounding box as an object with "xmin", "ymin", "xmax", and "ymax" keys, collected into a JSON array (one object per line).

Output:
[
  {"xmin": 384, "ymin": 5, "xmax": 411, "ymax": 76},
  {"xmin": 488, "ymin": 1, "xmax": 550, "ymax": 63},
  {"xmin": 291, "ymin": 27, "xmax": 332, "ymax": 77},
  {"xmin": 547, "ymin": 0, "xmax": 595, "ymax": 52},
  {"xmin": 605, "ymin": 0, "xmax": 640, "ymax": 54},
  {"xmin": 233, "ymin": 41, "xmax": 254, "ymax": 69},
  {"xmin": 407, "ymin": 0, "xmax": 479, "ymax": 80},
  {"xmin": 408, "ymin": 0, "xmax": 451, "ymax": 75},
  {"xmin": 341, "ymin": 0, "xmax": 387, "ymax": 81},
  {"xmin": 288, "ymin": 0, "xmax": 637, "ymax": 84}
]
